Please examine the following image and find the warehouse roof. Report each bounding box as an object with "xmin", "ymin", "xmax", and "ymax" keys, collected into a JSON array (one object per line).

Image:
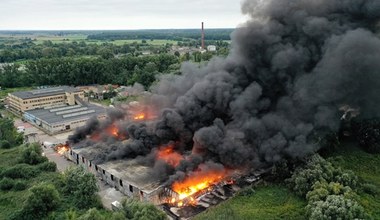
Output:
[
  {"xmin": 11, "ymin": 86, "xmax": 81, "ymax": 99},
  {"xmin": 25, "ymin": 104, "xmax": 106, "ymax": 125},
  {"xmin": 72, "ymin": 145, "xmax": 163, "ymax": 194}
]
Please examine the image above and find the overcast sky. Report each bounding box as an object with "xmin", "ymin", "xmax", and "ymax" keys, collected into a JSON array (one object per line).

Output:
[{"xmin": 0, "ymin": 0, "xmax": 247, "ymax": 30}]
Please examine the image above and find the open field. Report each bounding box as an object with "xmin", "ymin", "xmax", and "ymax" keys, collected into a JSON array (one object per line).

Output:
[
  {"xmin": 0, "ymin": 33, "xmax": 177, "ymax": 46},
  {"xmin": 194, "ymin": 184, "xmax": 306, "ymax": 220}
]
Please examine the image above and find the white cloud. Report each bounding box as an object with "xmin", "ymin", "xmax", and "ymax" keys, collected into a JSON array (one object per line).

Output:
[{"xmin": 0, "ymin": 0, "xmax": 246, "ymax": 30}]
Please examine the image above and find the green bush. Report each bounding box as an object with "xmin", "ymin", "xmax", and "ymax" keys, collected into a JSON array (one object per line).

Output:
[
  {"xmin": 20, "ymin": 143, "xmax": 47, "ymax": 165},
  {"xmin": 0, "ymin": 140, "xmax": 11, "ymax": 149},
  {"xmin": 21, "ymin": 184, "xmax": 61, "ymax": 219},
  {"xmin": 306, "ymin": 181, "xmax": 356, "ymax": 203},
  {"xmin": 0, "ymin": 177, "xmax": 14, "ymax": 190},
  {"xmin": 362, "ymin": 183, "xmax": 379, "ymax": 195},
  {"xmin": 12, "ymin": 180, "xmax": 27, "ymax": 191},
  {"xmin": 78, "ymin": 208, "xmax": 105, "ymax": 220},
  {"xmin": 37, "ymin": 161, "xmax": 57, "ymax": 172},
  {"xmin": 0, "ymin": 164, "xmax": 40, "ymax": 179},
  {"xmin": 307, "ymin": 195, "xmax": 365, "ymax": 220},
  {"xmin": 63, "ymin": 166, "xmax": 99, "ymax": 209},
  {"xmin": 287, "ymin": 154, "xmax": 358, "ymax": 197},
  {"xmin": 121, "ymin": 198, "xmax": 167, "ymax": 220}
]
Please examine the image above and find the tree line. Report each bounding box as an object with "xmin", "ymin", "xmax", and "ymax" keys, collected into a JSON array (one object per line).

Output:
[
  {"xmin": 87, "ymin": 29, "xmax": 234, "ymax": 41},
  {"xmin": 0, "ymin": 40, "xmax": 172, "ymax": 63},
  {"xmin": 0, "ymin": 54, "xmax": 180, "ymax": 89}
]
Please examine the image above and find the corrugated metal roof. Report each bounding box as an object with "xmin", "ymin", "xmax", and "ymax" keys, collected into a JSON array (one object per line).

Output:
[
  {"xmin": 11, "ymin": 86, "xmax": 81, "ymax": 100},
  {"xmin": 25, "ymin": 104, "xmax": 106, "ymax": 124}
]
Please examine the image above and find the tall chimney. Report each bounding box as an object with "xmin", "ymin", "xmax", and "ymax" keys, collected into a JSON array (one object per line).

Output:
[{"xmin": 201, "ymin": 22, "xmax": 205, "ymax": 50}]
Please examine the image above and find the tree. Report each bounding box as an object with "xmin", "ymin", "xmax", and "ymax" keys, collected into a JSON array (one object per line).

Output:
[
  {"xmin": 286, "ymin": 154, "xmax": 358, "ymax": 197},
  {"xmin": 64, "ymin": 166, "xmax": 99, "ymax": 208},
  {"xmin": 20, "ymin": 143, "xmax": 47, "ymax": 165},
  {"xmin": 21, "ymin": 184, "xmax": 61, "ymax": 219},
  {"xmin": 307, "ymin": 195, "xmax": 365, "ymax": 220},
  {"xmin": 78, "ymin": 208, "xmax": 104, "ymax": 220}
]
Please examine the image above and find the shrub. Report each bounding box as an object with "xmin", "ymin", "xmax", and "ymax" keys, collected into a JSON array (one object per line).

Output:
[
  {"xmin": 78, "ymin": 208, "xmax": 105, "ymax": 220},
  {"xmin": 121, "ymin": 198, "xmax": 167, "ymax": 220},
  {"xmin": 287, "ymin": 154, "xmax": 358, "ymax": 197},
  {"xmin": 63, "ymin": 166, "xmax": 99, "ymax": 209},
  {"xmin": 0, "ymin": 164, "xmax": 40, "ymax": 179},
  {"xmin": 20, "ymin": 143, "xmax": 47, "ymax": 165},
  {"xmin": 37, "ymin": 161, "xmax": 57, "ymax": 172},
  {"xmin": 307, "ymin": 195, "xmax": 365, "ymax": 220},
  {"xmin": 13, "ymin": 180, "xmax": 28, "ymax": 191},
  {"xmin": 362, "ymin": 183, "xmax": 379, "ymax": 195},
  {"xmin": 306, "ymin": 181, "xmax": 356, "ymax": 203},
  {"xmin": 0, "ymin": 140, "xmax": 11, "ymax": 149},
  {"xmin": 0, "ymin": 177, "xmax": 14, "ymax": 190},
  {"xmin": 21, "ymin": 184, "xmax": 61, "ymax": 219}
]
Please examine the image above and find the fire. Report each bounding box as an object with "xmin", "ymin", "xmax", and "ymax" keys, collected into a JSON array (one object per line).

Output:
[
  {"xmin": 156, "ymin": 145, "xmax": 184, "ymax": 167},
  {"xmin": 90, "ymin": 124, "xmax": 127, "ymax": 141},
  {"xmin": 134, "ymin": 113, "xmax": 145, "ymax": 120},
  {"xmin": 56, "ymin": 144, "xmax": 69, "ymax": 155},
  {"xmin": 172, "ymin": 166, "xmax": 230, "ymax": 200}
]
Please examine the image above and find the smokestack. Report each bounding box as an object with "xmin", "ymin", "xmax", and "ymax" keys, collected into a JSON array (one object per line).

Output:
[{"xmin": 201, "ymin": 22, "xmax": 205, "ymax": 50}]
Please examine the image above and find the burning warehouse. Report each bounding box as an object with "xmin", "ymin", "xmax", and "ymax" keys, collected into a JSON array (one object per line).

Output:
[{"xmin": 66, "ymin": 0, "xmax": 380, "ymax": 218}]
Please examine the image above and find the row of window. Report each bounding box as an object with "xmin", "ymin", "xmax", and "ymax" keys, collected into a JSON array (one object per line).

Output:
[
  {"xmin": 24, "ymin": 96, "xmax": 64, "ymax": 104},
  {"xmin": 72, "ymin": 151, "xmax": 136, "ymax": 195}
]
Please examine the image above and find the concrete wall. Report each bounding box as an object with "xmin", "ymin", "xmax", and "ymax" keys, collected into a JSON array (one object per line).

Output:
[{"xmin": 66, "ymin": 149, "xmax": 162, "ymax": 204}]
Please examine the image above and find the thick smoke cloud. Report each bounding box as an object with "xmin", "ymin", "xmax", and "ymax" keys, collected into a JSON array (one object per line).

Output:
[{"xmin": 69, "ymin": 0, "xmax": 380, "ymax": 183}]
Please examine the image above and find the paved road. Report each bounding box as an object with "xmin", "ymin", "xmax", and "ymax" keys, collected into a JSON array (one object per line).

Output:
[{"xmin": 14, "ymin": 118, "xmax": 126, "ymax": 209}]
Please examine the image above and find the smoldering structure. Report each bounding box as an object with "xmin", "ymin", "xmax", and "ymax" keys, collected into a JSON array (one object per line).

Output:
[{"xmin": 66, "ymin": 0, "xmax": 380, "ymax": 214}]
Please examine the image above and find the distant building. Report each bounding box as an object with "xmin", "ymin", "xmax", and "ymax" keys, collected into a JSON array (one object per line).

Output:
[
  {"xmin": 7, "ymin": 86, "xmax": 107, "ymax": 134},
  {"xmin": 207, "ymin": 45, "xmax": 217, "ymax": 52},
  {"xmin": 24, "ymin": 104, "xmax": 106, "ymax": 135},
  {"xmin": 7, "ymin": 86, "xmax": 84, "ymax": 114}
]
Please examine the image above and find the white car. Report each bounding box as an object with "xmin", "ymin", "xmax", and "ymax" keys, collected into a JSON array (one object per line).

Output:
[{"xmin": 17, "ymin": 126, "xmax": 25, "ymax": 133}]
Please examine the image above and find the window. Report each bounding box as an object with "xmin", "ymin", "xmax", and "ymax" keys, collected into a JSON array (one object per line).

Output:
[
  {"xmin": 95, "ymin": 165, "xmax": 98, "ymax": 171},
  {"xmin": 102, "ymin": 170, "xmax": 105, "ymax": 175},
  {"xmin": 82, "ymin": 157, "xmax": 84, "ymax": 163},
  {"xmin": 119, "ymin": 180, "xmax": 123, "ymax": 187},
  {"xmin": 129, "ymin": 185, "xmax": 134, "ymax": 193},
  {"xmin": 111, "ymin": 175, "xmax": 114, "ymax": 181},
  {"xmin": 89, "ymin": 161, "xmax": 92, "ymax": 168}
]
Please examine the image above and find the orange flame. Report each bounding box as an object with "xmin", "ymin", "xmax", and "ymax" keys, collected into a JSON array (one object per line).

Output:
[
  {"xmin": 90, "ymin": 124, "xmax": 127, "ymax": 141},
  {"xmin": 156, "ymin": 145, "xmax": 184, "ymax": 167},
  {"xmin": 134, "ymin": 113, "xmax": 145, "ymax": 120},
  {"xmin": 56, "ymin": 145, "xmax": 69, "ymax": 155},
  {"xmin": 172, "ymin": 166, "xmax": 230, "ymax": 200}
]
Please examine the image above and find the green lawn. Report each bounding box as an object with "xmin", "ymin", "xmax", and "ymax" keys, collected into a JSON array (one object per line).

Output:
[
  {"xmin": 194, "ymin": 184, "xmax": 306, "ymax": 220},
  {"xmin": 327, "ymin": 142, "xmax": 380, "ymax": 219}
]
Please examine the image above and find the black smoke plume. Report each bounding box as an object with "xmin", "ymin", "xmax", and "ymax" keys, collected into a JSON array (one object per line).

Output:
[{"xmin": 69, "ymin": 0, "xmax": 380, "ymax": 183}]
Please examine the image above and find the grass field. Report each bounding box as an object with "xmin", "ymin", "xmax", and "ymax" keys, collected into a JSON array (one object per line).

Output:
[
  {"xmin": 194, "ymin": 184, "xmax": 306, "ymax": 220},
  {"xmin": 327, "ymin": 142, "xmax": 380, "ymax": 219},
  {"xmin": 0, "ymin": 33, "xmax": 177, "ymax": 46}
]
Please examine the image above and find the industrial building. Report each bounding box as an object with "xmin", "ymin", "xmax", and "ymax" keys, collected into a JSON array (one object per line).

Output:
[
  {"xmin": 24, "ymin": 104, "xmax": 106, "ymax": 134},
  {"xmin": 7, "ymin": 86, "xmax": 107, "ymax": 134},
  {"xmin": 66, "ymin": 146, "xmax": 164, "ymax": 204},
  {"xmin": 7, "ymin": 86, "xmax": 85, "ymax": 114}
]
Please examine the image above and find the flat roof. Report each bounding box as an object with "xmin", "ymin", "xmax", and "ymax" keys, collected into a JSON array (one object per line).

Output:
[
  {"xmin": 25, "ymin": 104, "xmax": 106, "ymax": 125},
  {"xmin": 73, "ymin": 146, "xmax": 163, "ymax": 194},
  {"xmin": 11, "ymin": 86, "xmax": 81, "ymax": 100}
]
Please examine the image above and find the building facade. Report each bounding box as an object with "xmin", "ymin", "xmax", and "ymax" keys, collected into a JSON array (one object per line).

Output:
[{"xmin": 7, "ymin": 86, "xmax": 85, "ymax": 114}]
